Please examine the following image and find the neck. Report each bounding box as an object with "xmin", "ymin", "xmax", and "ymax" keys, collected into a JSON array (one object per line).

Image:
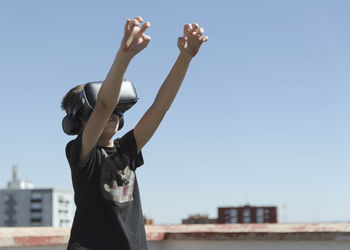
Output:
[{"xmin": 97, "ymin": 137, "xmax": 114, "ymax": 147}]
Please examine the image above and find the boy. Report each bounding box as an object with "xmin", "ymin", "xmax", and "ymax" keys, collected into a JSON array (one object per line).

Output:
[{"xmin": 61, "ymin": 16, "xmax": 208, "ymax": 250}]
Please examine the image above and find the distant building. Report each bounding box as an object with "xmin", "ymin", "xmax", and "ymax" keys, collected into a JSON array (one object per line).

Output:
[
  {"xmin": 144, "ymin": 216, "xmax": 154, "ymax": 225},
  {"xmin": 218, "ymin": 205, "xmax": 277, "ymax": 224},
  {"xmin": 182, "ymin": 214, "xmax": 217, "ymax": 224},
  {"xmin": 0, "ymin": 166, "xmax": 73, "ymax": 227}
]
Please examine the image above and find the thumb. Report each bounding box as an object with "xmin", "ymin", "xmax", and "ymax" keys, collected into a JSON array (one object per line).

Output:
[{"xmin": 177, "ymin": 37, "xmax": 187, "ymax": 48}]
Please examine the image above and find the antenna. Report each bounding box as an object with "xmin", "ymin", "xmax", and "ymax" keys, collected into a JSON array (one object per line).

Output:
[{"xmin": 12, "ymin": 165, "xmax": 18, "ymax": 181}]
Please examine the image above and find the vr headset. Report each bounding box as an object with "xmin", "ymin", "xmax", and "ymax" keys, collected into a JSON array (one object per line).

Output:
[{"xmin": 62, "ymin": 80, "xmax": 139, "ymax": 135}]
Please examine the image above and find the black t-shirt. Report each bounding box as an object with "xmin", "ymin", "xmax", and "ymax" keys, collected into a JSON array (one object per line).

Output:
[{"xmin": 65, "ymin": 130, "xmax": 148, "ymax": 250}]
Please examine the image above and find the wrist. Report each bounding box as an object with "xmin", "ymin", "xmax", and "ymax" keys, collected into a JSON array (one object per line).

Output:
[
  {"xmin": 178, "ymin": 51, "xmax": 193, "ymax": 62},
  {"xmin": 116, "ymin": 50, "xmax": 133, "ymax": 64}
]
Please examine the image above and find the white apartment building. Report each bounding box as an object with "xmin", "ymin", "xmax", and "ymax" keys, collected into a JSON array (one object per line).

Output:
[{"xmin": 0, "ymin": 166, "xmax": 73, "ymax": 227}]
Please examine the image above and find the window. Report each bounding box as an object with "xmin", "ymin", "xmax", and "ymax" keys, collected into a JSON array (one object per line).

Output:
[
  {"xmin": 31, "ymin": 203, "xmax": 42, "ymax": 209},
  {"xmin": 230, "ymin": 217, "xmax": 237, "ymax": 223},
  {"xmin": 256, "ymin": 208, "xmax": 264, "ymax": 223},
  {"xmin": 58, "ymin": 196, "xmax": 65, "ymax": 203},
  {"xmin": 230, "ymin": 209, "xmax": 237, "ymax": 217},
  {"xmin": 65, "ymin": 200, "xmax": 70, "ymax": 207},
  {"xmin": 30, "ymin": 193, "xmax": 43, "ymax": 202},
  {"xmin": 264, "ymin": 209, "xmax": 271, "ymax": 220},
  {"xmin": 30, "ymin": 218, "xmax": 42, "ymax": 223},
  {"xmin": 31, "ymin": 212, "xmax": 42, "ymax": 219},
  {"xmin": 256, "ymin": 208, "xmax": 264, "ymax": 217},
  {"xmin": 229, "ymin": 209, "xmax": 238, "ymax": 223},
  {"xmin": 4, "ymin": 194, "xmax": 16, "ymax": 206},
  {"xmin": 4, "ymin": 194, "xmax": 17, "ymax": 226},
  {"xmin": 243, "ymin": 208, "xmax": 251, "ymax": 223},
  {"xmin": 59, "ymin": 219, "xmax": 68, "ymax": 227}
]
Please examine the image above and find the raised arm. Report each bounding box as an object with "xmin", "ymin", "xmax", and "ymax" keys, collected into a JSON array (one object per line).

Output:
[
  {"xmin": 134, "ymin": 23, "xmax": 208, "ymax": 152},
  {"xmin": 80, "ymin": 16, "xmax": 151, "ymax": 164}
]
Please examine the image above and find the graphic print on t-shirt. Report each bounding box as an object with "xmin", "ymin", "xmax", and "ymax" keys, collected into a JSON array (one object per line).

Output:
[
  {"xmin": 103, "ymin": 167, "xmax": 135, "ymax": 203},
  {"xmin": 100, "ymin": 149, "xmax": 136, "ymax": 204}
]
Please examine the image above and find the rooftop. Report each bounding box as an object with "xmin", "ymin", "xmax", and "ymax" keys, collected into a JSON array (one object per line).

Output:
[{"xmin": 0, "ymin": 223, "xmax": 349, "ymax": 248}]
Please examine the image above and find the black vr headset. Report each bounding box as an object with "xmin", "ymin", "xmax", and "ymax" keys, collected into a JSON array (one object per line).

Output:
[{"xmin": 62, "ymin": 80, "xmax": 139, "ymax": 135}]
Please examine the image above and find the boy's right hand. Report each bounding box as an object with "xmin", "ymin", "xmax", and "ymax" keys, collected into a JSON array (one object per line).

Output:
[{"xmin": 120, "ymin": 16, "xmax": 151, "ymax": 57}]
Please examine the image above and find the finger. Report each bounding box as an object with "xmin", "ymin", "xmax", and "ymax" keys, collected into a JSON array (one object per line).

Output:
[
  {"xmin": 197, "ymin": 27, "xmax": 204, "ymax": 37},
  {"xmin": 143, "ymin": 34, "xmax": 151, "ymax": 42},
  {"xmin": 138, "ymin": 22, "xmax": 151, "ymax": 37},
  {"xmin": 133, "ymin": 16, "xmax": 144, "ymax": 23},
  {"xmin": 192, "ymin": 23, "xmax": 199, "ymax": 31},
  {"xmin": 201, "ymin": 36, "xmax": 209, "ymax": 42},
  {"xmin": 141, "ymin": 35, "xmax": 151, "ymax": 47},
  {"xmin": 177, "ymin": 36, "xmax": 186, "ymax": 47},
  {"xmin": 184, "ymin": 24, "xmax": 192, "ymax": 36},
  {"xmin": 125, "ymin": 19, "xmax": 132, "ymax": 33},
  {"xmin": 129, "ymin": 19, "xmax": 140, "ymax": 30}
]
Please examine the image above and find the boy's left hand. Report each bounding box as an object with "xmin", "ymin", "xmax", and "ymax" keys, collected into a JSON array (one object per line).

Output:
[{"xmin": 178, "ymin": 23, "xmax": 208, "ymax": 57}]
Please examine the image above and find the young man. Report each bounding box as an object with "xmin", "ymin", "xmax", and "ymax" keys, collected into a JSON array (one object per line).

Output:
[{"xmin": 62, "ymin": 16, "xmax": 208, "ymax": 250}]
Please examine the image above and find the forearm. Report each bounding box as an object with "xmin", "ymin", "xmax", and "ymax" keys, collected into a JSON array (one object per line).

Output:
[
  {"xmin": 97, "ymin": 50, "xmax": 132, "ymax": 110},
  {"xmin": 133, "ymin": 22, "xmax": 207, "ymax": 152},
  {"xmin": 152, "ymin": 51, "xmax": 192, "ymax": 113}
]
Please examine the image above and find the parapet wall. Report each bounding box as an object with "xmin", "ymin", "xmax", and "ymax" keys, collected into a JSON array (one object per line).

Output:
[{"xmin": 0, "ymin": 223, "xmax": 349, "ymax": 250}]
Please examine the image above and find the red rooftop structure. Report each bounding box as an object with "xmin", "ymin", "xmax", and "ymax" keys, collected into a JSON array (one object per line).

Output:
[{"xmin": 218, "ymin": 205, "xmax": 277, "ymax": 224}]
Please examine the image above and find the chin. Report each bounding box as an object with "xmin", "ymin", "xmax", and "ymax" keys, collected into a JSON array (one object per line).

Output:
[{"xmin": 104, "ymin": 122, "xmax": 119, "ymax": 135}]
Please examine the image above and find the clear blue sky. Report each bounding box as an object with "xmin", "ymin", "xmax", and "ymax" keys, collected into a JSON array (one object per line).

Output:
[{"xmin": 0, "ymin": 0, "xmax": 349, "ymax": 224}]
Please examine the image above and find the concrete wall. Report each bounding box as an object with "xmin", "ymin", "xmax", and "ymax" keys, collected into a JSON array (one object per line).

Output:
[
  {"xmin": 1, "ymin": 240, "xmax": 350, "ymax": 250},
  {"xmin": 149, "ymin": 240, "xmax": 350, "ymax": 250},
  {"xmin": 0, "ymin": 247, "xmax": 63, "ymax": 250},
  {"xmin": 0, "ymin": 223, "xmax": 349, "ymax": 249}
]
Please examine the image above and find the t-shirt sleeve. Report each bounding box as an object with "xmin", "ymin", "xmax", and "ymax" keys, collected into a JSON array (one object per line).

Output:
[
  {"xmin": 65, "ymin": 133, "xmax": 97, "ymax": 172},
  {"xmin": 117, "ymin": 129, "xmax": 144, "ymax": 169}
]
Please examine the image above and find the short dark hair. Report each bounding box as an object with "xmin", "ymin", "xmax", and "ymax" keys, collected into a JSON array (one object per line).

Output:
[{"xmin": 61, "ymin": 84, "xmax": 85, "ymax": 113}]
